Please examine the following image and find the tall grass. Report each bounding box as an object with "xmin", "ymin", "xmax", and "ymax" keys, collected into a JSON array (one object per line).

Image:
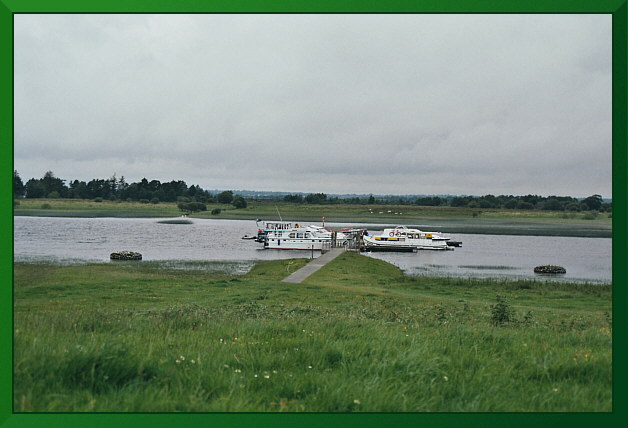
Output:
[{"xmin": 13, "ymin": 254, "xmax": 612, "ymax": 412}]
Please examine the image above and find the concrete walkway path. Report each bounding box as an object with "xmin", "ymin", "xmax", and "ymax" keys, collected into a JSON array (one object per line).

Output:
[{"xmin": 281, "ymin": 248, "xmax": 344, "ymax": 283}]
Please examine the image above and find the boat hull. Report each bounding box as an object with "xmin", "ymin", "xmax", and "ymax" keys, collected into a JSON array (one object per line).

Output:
[
  {"xmin": 264, "ymin": 238, "xmax": 327, "ymax": 250},
  {"xmin": 362, "ymin": 244, "xmax": 416, "ymax": 252},
  {"xmin": 362, "ymin": 235, "xmax": 451, "ymax": 251}
]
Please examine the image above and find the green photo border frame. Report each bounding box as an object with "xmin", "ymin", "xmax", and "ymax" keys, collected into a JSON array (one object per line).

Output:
[{"xmin": 2, "ymin": 1, "xmax": 626, "ymax": 427}]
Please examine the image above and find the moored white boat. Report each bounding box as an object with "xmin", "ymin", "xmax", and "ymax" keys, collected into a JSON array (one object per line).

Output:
[
  {"xmin": 264, "ymin": 224, "xmax": 347, "ymax": 250},
  {"xmin": 362, "ymin": 226, "xmax": 453, "ymax": 251},
  {"xmin": 251, "ymin": 219, "xmax": 295, "ymax": 242}
]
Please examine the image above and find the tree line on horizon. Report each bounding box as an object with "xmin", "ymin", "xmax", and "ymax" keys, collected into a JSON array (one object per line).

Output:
[
  {"xmin": 281, "ymin": 192, "xmax": 610, "ymax": 213},
  {"xmin": 14, "ymin": 170, "xmax": 610, "ymax": 213},
  {"xmin": 12, "ymin": 170, "xmax": 247, "ymax": 211}
]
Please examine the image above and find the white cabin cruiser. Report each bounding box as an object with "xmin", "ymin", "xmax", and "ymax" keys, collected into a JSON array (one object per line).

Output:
[
  {"xmin": 362, "ymin": 226, "xmax": 453, "ymax": 251},
  {"xmin": 264, "ymin": 224, "xmax": 347, "ymax": 250},
  {"xmin": 251, "ymin": 219, "xmax": 295, "ymax": 242}
]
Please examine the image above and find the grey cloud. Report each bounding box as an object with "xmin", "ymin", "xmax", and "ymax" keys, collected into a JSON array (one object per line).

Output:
[{"xmin": 14, "ymin": 14, "xmax": 611, "ymax": 197}]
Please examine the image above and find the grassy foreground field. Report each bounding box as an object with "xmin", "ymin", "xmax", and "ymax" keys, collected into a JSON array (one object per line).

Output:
[
  {"xmin": 14, "ymin": 198, "xmax": 612, "ymax": 237},
  {"xmin": 14, "ymin": 253, "xmax": 611, "ymax": 412}
]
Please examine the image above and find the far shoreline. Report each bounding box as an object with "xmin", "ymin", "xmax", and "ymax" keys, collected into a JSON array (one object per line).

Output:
[{"xmin": 14, "ymin": 211, "xmax": 612, "ymax": 238}]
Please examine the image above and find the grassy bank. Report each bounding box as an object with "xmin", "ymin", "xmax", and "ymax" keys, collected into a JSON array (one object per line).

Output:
[
  {"xmin": 14, "ymin": 198, "xmax": 612, "ymax": 237},
  {"xmin": 14, "ymin": 253, "xmax": 612, "ymax": 412}
]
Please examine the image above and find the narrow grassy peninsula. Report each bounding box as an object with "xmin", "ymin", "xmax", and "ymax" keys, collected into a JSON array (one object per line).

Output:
[{"xmin": 14, "ymin": 253, "xmax": 611, "ymax": 412}]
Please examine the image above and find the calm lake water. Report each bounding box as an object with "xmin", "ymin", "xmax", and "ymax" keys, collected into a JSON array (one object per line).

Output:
[{"xmin": 13, "ymin": 216, "xmax": 612, "ymax": 284}]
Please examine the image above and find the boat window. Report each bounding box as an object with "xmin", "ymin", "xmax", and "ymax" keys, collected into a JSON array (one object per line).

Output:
[
  {"xmin": 289, "ymin": 233, "xmax": 295, "ymax": 238},
  {"xmin": 297, "ymin": 233, "xmax": 304, "ymax": 238},
  {"xmin": 305, "ymin": 232, "xmax": 311, "ymax": 238}
]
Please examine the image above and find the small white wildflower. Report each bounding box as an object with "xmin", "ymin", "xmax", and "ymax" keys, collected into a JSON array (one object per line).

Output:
[
  {"xmin": 234, "ymin": 369, "xmax": 242, "ymax": 373},
  {"xmin": 443, "ymin": 376, "xmax": 449, "ymax": 382},
  {"xmin": 353, "ymin": 399, "xmax": 361, "ymax": 405},
  {"xmin": 264, "ymin": 374, "xmax": 270, "ymax": 379},
  {"xmin": 308, "ymin": 365, "xmax": 313, "ymax": 369}
]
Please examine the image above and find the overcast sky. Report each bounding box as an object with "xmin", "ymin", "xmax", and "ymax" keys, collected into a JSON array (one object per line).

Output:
[{"xmin": 14, "ymin": 14, "xmax": 611, "ymax": 197}]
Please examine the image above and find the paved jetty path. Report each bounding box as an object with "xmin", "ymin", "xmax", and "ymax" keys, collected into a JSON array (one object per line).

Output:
[{"xmin": 281, "ymin": 248, "xmax": 344, "ymax": 283}]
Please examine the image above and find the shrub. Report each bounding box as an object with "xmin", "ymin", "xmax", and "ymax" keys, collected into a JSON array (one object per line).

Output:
[
  {"xmin": 139, "ymin": 199, "xmax": 150, "ymax": 204},
  {"xmin": 177, "ymin": 202, "xmax": 207, "ymax": 213},
  {"xmin": 151, "ymin": 197, "xmax": 160, "ymax": 204},
  {"xmin": 232, "ymin": 196, "xmax": 247, "ymax": 209},
  {"xmin": 517, "ymin": 201, "xmax": 535, "ymax": 210},
  {"xmin": 41, "ymin": 203, "xmax": 52, "ymax": 209},
  {"xmin": 94, "ymin": 197, "xmax": 103, "ymax": 203},
  {"xmin": 490, "ymin": 295, "xmax": 514, "ymax": 326},
  {"xmin": 211, "ymin": 208, "xmax": 222, "ymax": 215},
  {"xmin": 582, "ymin": 211, "xmax": 598, "ymax": 220}
]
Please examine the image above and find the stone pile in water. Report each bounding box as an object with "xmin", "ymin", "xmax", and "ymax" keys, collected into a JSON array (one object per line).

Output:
[
  {"xmin": 110, "ymin": 251, "xmax": 143, "ymax": 261},
  {"xmin": 533, "ymin": 265, "xmax": 566, "ymax": 274}
]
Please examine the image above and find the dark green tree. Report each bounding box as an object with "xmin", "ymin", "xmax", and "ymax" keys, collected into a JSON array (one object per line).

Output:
[
  {"xmin": 304, "ymin": 193, "xmax": 327, "ymax": 204},
  {"xmin": 542, "ymin": 198, "xmax": 563, "ymax": 211},
  {"xmin": 283, "ymin": 194, "xmax": 304, "ymax": 203},
  {"xmin": 450, "ymin": 196, "xmax": 470, "ymax": 207},
  {"xmin": 232, "ymin": 195, "xmax": 247, "ymax": 209},
  {"xmin": 217, "ymin": 191, "xmax": 234, "ymax": 204},
  {"xmin": 582, "ymin": 194, "xmax": 603, "ymax": 211},
  {"xmin": 25, "ymin": 179, "xmax": 45, "ymax": 198},
  {"xmin": 41, "ymin": 171, "xmax": 68, "ymax": 198},
  {"xmin": 68, "ymin": 180, "xmax": 88, "ymax": 199},
  {"xmin": 503, "ymin": 198, "xmax": 519, "ymax": 209},
  {"xmin": 13, "ymin": 170, "xmax": 25, "ymax": 197},
  {"xmin": 517, "ymin": 201, "xmax": 535, "ymax": 210}
]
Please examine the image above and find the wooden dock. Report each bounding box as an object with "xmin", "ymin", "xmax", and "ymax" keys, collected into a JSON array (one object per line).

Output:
[{"xmin": 281, "ymin": 248, "xmax": 344, "ymax": 284}]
